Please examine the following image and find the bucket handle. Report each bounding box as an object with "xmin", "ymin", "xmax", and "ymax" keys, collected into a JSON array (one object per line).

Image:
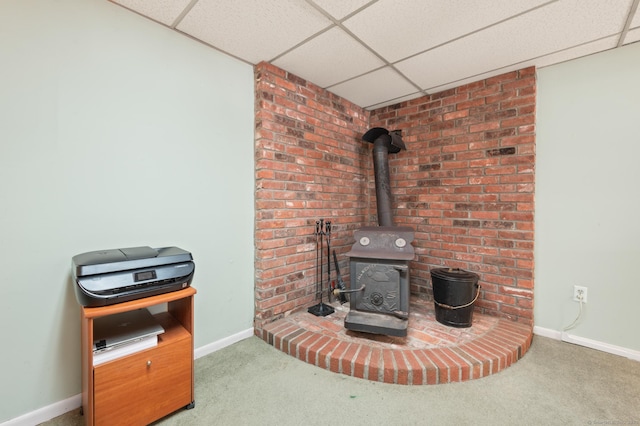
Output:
[{"xmin": 434, "ymin": 284, "xmax": 481, "ymax": 310}]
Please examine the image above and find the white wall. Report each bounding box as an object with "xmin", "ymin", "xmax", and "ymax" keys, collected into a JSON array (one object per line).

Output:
[
  {"xmin": 0, "ymin": 0, "xmax": 255, "ymax": 422},
  {"xmin": 535, "ymin": 41, "xmax": 640, "ymax": 351}
]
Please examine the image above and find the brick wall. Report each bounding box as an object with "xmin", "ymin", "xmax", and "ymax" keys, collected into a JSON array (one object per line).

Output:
[
  {"xmin": 369, "ymin": 67, "xmax": 536, "ymax": 324},
  {"xmin": 255, "ymin": 64, "xmax": 535, "ymax": 328},
  {"xmin": 254, "ymin": 62, "xmax": 370, "ymax": 328}
]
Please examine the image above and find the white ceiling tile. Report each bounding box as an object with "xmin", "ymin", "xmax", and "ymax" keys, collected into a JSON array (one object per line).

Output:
[
  {"xmin": 327, "ymin": 66, "xmax": 419, "ymax": 108},
  {"xmin": 110, "ymin": 0, "xmax": 636, "ymax": 109},
  {"xmin": 423, "ymin": 36, "xmax": 617, "ymax": 94},
  {"xmin": 310, "ymin": 0, "xmax": 374, "ymax": 20},
  {"xmin": 343, "ymin": 0, "xmax": 551, "ymax": 63},
  {"xmin": 176, "ymin": 0, "xmax": 333, "ymax": 64},
  {"xmin": 534, "ymin": 36, "xmax": 619, "ymax": 68},
  {"xmin": 110, "ymin": 0, "xmax": 192, "ymax": 26},
  {"xmin": 625, "ymin": 8, "xmax": 640, "ymax": 44},
  {"xmin": 631, "ymin": 6, "xmax": 640, "ymax": 27},
  {"xmin": 396, "ymin": 0, "xmax": 633, "ymax": 91},
  {"xmin": 272, "ymin": 27, "xmax": 385, "ymax": 88},
  {"xmin": 624, "ymin": 28, "xmax": 640, "ymax": 44}
]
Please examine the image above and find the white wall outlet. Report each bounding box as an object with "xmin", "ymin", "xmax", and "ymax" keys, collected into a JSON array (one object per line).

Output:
[{"xmin": 573, "ymin": 285, "xmax": 588, "ymax": 303}]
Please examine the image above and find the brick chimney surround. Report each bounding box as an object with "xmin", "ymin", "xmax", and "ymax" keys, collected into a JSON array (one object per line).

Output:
[{"xmin": 254, "ymin": 62, "xmax": 535, "ymax": 384}]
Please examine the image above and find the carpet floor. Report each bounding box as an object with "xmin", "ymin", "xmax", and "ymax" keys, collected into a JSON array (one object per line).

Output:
[{"xmin": 42, "ymin": 335, "xmax": 640, "ymax": 425}]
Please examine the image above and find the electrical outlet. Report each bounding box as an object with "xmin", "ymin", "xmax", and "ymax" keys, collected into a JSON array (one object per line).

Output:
[{"xmin": 573, "ymin": 285, "xmax": 588, "ymax": 303}]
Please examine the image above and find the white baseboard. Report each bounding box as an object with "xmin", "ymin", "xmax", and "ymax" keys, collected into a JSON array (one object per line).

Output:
[
  {"xmin": 1, "ymin": 328, "xmax": 255, "ymax": 426},
  {"xmin": 194, "ymin": 327, "xmax": 254, "ymax": 359},
  {"xmin": 0, "ymin": 394, "xmax": 81, "ymax": 426},
  {"xmin": 533, "ymin": 326, "xmax": 640, "ymax": 362},
  {"xmin": 532, "ymin": 325, "xmax": 563, "ymax": 340}
]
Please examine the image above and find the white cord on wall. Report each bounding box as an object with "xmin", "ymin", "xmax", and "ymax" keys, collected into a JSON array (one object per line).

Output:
[{"xmin": 563, "ymin": 296, "xmax": 584, "ymax": 331}]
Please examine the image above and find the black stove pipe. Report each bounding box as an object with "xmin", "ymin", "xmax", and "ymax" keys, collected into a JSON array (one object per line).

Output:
[
  {"xmin": 372, "ymin": 136, "xmax": 394, "ymax": 227},
  {"xmin": 363, "ymin": 127, "xmax": 406, "ymax": 227}
]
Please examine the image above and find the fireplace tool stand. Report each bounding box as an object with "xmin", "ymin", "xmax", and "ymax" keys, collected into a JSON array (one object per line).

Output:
[{"xmin": 308, "ymin": 219, "xmax": 335, "ymax": 317}]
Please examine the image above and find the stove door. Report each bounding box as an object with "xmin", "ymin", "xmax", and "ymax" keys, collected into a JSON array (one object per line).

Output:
[{"xmin": 352, "ymin": 262, "xmax": 405, "ymax": 314}]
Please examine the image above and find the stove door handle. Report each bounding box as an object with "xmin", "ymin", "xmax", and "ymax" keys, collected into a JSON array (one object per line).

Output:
[{"xmin": 393, "ymin": 265, "xmax": 408, "ymax": 272}]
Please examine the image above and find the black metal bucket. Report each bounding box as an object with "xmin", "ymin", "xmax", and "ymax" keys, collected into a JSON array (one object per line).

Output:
[{"xmin": 430, "ymin": 268, "xmax": 480, "ymax": 328}]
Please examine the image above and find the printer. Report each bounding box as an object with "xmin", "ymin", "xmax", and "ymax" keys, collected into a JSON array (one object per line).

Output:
[{"xmin": 72, "ymin": 246, "xmax": 195, "ymax": 307}]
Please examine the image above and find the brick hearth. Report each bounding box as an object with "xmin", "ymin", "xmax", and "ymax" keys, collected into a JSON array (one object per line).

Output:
[{"xmin": 258, "ymin": 296, "xmax": 533, "ymax": 385}]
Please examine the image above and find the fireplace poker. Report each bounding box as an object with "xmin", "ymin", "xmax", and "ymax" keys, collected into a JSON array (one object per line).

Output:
[
  {"xmin": 314, "ymin": 220, "xmax": 321, "ymax": 302},
  {"xmin": 325, "ymin": 221, "xmax": 332, "ymax": 301},
  {"xmin": 332, "ymin": 249, "xmax": 348, "ymax": 304},
  {"xmin": 319, "ymin": 218, "xmax": 324, "ymax": 300},
  {"xmin": 308, "ymin": 218, "xmax": 334, "ymax": 317}
]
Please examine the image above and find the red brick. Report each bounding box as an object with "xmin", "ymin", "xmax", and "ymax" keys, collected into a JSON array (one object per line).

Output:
[
  {"xmin": 341, "ymin": 343, "xmax": 361, "ymax": 376},
  {"xmin": 382, "ymin": 349, "xmax": 396, "ymax": 383},
  {"xmin": 403, "ymin": 351, "xmax": 425, "ymax": 385},
  {"xmin": 284, "ymin": 330, "xmax": 313, "ymax": 357},
  {"xmin": 437, "ymin": 348, "xmax": 462, "ymax": 382},
  {"xmin": 255, "ymin": 62, "xmax": 535, "ymax": 325},
  {"xmin": 272, "ymin": 323, "xmax": 301, "ymax": 350},
  {"xmin": 307, "ymin": 335, "xmax": 331, "ymax": 366},
  {"xmin": 329, "ymin": 341, "xmax": 350, "ymax": 373},
  {"xmin": 353, "ymin": 345, "xmax": 371, "ymax": 379},
  {"xmin": 413, "ymin": 350, "xmax": 439, "ymax": 384},
  {"xmin": 392, "ymin": 351, "xmax": 410, "ymax": 385},
  {"xmin": 316, "ymin": 338, "xmax": 338, "ymax": 369},
  {"xmin": 367, "ymin": 348, "xmax": 382, "ymax": 382},
  {"xmin": 423, "ymin": 349, "xmax": 450, "ymax": 384},
  {"xmin": 460, "ymin": 339, "xmax": 506, "ymax": 377}
]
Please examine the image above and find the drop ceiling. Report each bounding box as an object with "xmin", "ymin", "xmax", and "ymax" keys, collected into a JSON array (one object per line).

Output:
[{"xmin": 110, "ymin": 0, "xmax": 640, "ymax": 110}]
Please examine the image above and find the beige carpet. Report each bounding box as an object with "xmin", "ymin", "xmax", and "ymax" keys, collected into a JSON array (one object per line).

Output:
[{"xmin": 42, "ymin": 335, "xmax": 640, "ymax": 425}]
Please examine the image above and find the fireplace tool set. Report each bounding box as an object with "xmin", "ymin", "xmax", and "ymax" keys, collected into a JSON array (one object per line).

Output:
[{"xmin": 308, "ymin": 219, "xmax": 351, "ymax": 316}]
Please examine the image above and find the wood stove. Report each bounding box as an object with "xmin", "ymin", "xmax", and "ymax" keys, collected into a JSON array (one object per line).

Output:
[
  {"xmin": 345, "ymin": 226, "xmax": 414, "ymax": 336},
  {"xmin": 342, "ymin": 126, "xmax": 415, "ymax": 337}
]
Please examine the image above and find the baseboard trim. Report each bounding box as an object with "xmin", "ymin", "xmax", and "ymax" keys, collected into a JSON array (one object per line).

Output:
[
  {"xmin": 1, "ymin": 328, "xmax": 254, "ymax": 426},
  {"xmin": 194, "ymin": 327, "xmax": 254, "ymax": 359},
  {"xmin": 532, "ymin": 325, "xmax": 563, "ymax": 340},
  {"xmin": 0, "ymin": 394, "xmax": 81, "ymax": 426},
  {"xmin": 533, "ymin": 326, "xmax": 640, "ymax": 361}
]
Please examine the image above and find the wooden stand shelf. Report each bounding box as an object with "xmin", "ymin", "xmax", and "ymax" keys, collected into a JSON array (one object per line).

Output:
[{"xmin": 81, "ymin": 287, "xmax": 196, "ymax": 426}]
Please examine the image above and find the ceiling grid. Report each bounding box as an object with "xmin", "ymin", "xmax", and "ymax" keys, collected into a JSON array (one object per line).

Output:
[{"xmin": 110, "ymin": 0, "xmax": 639, "ymax": 110}]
